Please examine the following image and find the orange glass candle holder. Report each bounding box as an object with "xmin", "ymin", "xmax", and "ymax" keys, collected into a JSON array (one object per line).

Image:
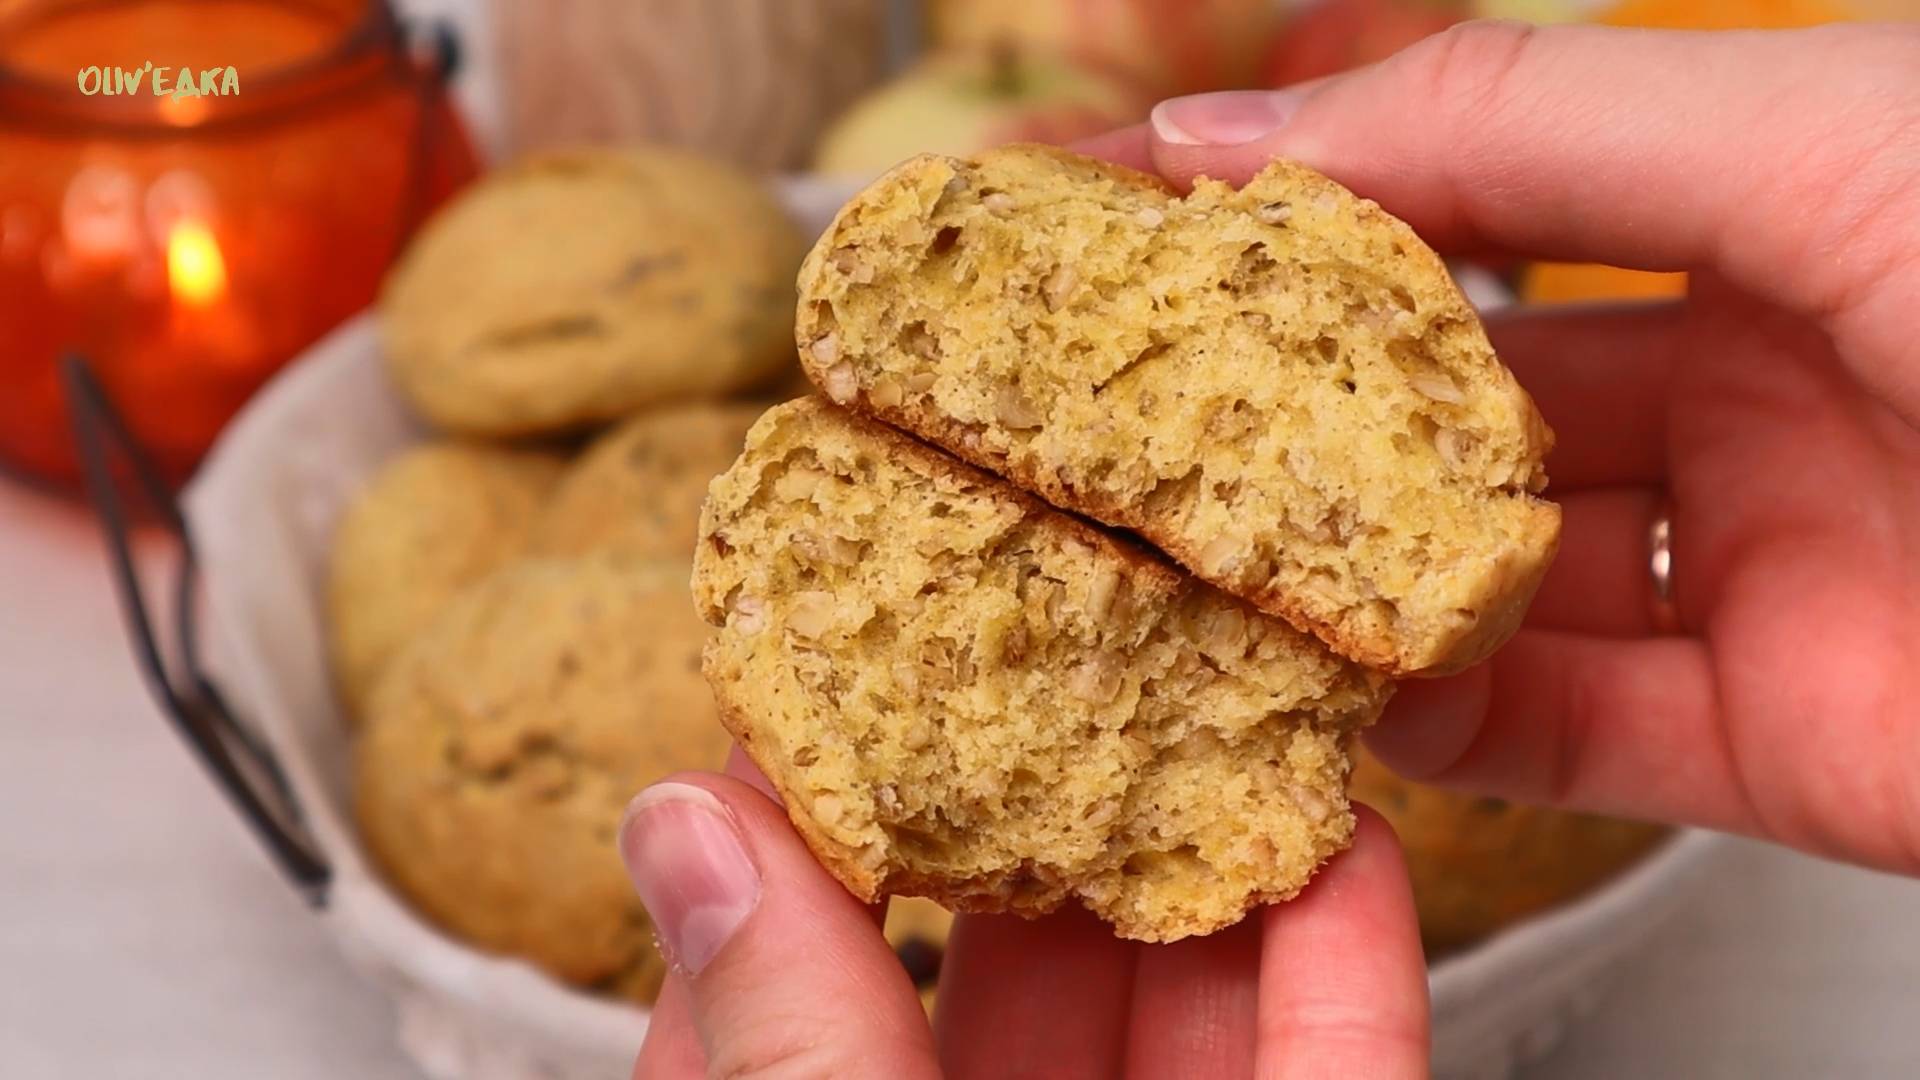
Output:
[{"xmin": 0, "ymin": 0, "xmax": 478, "ymax": 487}]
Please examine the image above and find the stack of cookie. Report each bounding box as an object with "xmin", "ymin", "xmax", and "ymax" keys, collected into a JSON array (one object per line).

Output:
[
  {"xmin": 693, "ymin": 145, "xmax": 1564, "ymax": 943},
  {"xmin": 331, "ymin": 146, "xmax": 812, "ymax": 1004}
]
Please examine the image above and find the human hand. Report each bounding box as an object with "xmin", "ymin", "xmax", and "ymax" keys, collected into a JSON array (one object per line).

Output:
[
  {"xmin": 1077, "ymin": 21, "xmax": 1920, "ymax": 874},
  {"xmin": 620, "ymin": 753, "xmax": 1428, "ymax": 1078}
]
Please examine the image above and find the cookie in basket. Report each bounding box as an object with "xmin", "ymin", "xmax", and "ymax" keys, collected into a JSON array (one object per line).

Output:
[
  {"xmin": 754, "ymin": 356, "xmax": 818, "ymax": 403},
  {"xmin": 326, "ymin": 441, "xmax": 564, "ymax": 720},
  {"xmin": 381, "ymin": 146, "xmax": 805, "ymax": 437},
  {"xmin": 532, "ymin": 401, "xmax": 766, "ymax": 561},
  {"xmin": 354, "ymin": 554, "xmax": 730, "ymax": 1003},
  {"xmin": 1350, "ymin": 749, "xmax": 1671, "ymax": 954}
]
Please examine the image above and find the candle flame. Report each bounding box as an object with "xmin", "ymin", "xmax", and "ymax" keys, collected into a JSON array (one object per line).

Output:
[
  {"xmin": 166, "ymin": 221, "xmax": 227, "ymax": 307},
  {"xmin": 159, "ymin": 94, "xmax": 211, "ymax": 127}
]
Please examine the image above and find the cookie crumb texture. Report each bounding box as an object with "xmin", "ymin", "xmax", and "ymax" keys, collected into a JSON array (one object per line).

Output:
[
  {"xmin": 694, "ymin": 400, "xmax": 1390, "ymax": 942},
  {"xmin": 354, "ymin": 555, "xmax": 729, "ymax": 1003},
  {"xmin": 798, "ymin": 146, "xmax": 1560, "ymax": 674}
]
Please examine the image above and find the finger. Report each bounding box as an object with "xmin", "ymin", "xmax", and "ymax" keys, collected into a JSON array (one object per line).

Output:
[
  {"xmin": 1070, "ymin": 123, "xmax": 1155, "ymax": 172},
  {"xmin": 936, "ymin": 908, "xmax": 1135, "ymax": 1079},
  {"xmin": 1255, "ymin": 809, "xmax": 1428, "ymax": 1080},
  {"xmin": 1124, "ymin": 918, "xmax": 1259, "ymax": 1079},
  {"xmin": 723, "ymin": 747, "xmax": 899, "ymax": 933},
  {"xmin": 723, "ymin": 743, "xmax": 781, "ymax": 803},
  {"xmin": 1483, "ymin": 302, "xmax": 1683, "ymax": 491},
  {"xmin": 632, "ymin": 977, "xmax": 704, "ymax": 1080},
  {"xmin": 1525, "ymin": 487, "xmax": 1666, "ymax": 638},
  {"xmin": 1144, "ymin": 23, "xmax": 1920, "ymax": 421},
  {"xmin": 1364, "ymin": 629, "xmax": 1751, "ymax": 835},
  {"xmin": 1145, "ymin": 23, "xmax": 1891, "ymax": 271},
  {"xmin": 622, "ymin": 775, "xmax": 938, "ymax": 1079}
]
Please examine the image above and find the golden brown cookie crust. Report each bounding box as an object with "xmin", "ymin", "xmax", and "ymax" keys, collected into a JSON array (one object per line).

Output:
[
  {"xmin": 532, "ymin": 401, "xmax": 766, "ymax": 561},
  {"xmin": 326, "ymin": 441, "xmax": 564, "ymax": 720},
  {"xmin": 381, "ymin": 147, "xmax": 804, "ymax": 436},
  {"xmin": 694, "ymin": 399, "xmax": 1390, "ymax": 942},
  {"xmin": 353, "ymin": 554, "xmax": 729, "ymax": 1002},
  {"xmin": 796, "ymin": 144, "xmax": 1559, "ymax": 675}
]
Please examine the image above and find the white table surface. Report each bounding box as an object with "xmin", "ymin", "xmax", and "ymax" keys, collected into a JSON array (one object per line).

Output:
[{"xmin": 4, "ymin": 477, "xmax": 1918, "ymax": 1079}]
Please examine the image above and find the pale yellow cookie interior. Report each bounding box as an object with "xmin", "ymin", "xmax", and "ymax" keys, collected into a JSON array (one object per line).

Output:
[
  {"xmin": 694, "ymin": 400, "xmax": 1390, "ymax": 942},
  {"xmin": 798, "ymin": 146, "xmax": 1559, "ymax": 673}
]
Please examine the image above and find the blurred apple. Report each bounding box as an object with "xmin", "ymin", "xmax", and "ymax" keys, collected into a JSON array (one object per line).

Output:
[
  {"xmin": 1472, "ymin": 0, "xmax": 1589, "ymax": 20},
  {"xmin": 1264, "ymin": 0, "xmax": 1468, "ymax": 86},
  {"xmin": 813, "ymin": 48, "xmax": 1148, "ymax": 176},
  {"xmin": 927, "ymin": 0, "xmax": 1280, "ymax": 97}
]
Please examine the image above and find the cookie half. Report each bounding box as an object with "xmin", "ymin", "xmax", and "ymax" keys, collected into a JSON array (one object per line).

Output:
[
  {"xmin": 693, "ymin": 399, "xmax": 1390, "ymax": 942},
  {"xmin": 797, "ymin": 145, "xmax": 1559, "ymax": 675}
]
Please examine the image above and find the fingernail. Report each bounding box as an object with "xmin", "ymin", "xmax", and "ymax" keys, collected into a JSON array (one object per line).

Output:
[
  {"xmin": 620, "ymin": 782, "xmax": 761, "ymax": 976},
  {"xmin": 1151, "ymin": 90, "xmax": 1304, "ymax": 147}
]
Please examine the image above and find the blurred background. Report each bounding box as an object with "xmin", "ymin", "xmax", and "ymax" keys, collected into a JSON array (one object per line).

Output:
[
  {"xmin": 4, "ymin": 0, "xmax": 1910, "ymax": 488},
  {"xmin": 3, "ymin": 1, "xmax": 1918, "ymax": 1078}
]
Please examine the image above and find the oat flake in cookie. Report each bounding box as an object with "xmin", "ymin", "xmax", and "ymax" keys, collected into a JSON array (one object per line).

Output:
[
  {"xmin": 797, "ymin": 145, "xmax": 1560, "ymax": 675},
  {"xmin": 692, "ymin": 399, "xmax": 1391, "ymax": 942}
]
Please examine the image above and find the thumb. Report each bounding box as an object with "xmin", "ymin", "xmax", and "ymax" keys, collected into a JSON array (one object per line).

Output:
[
  {"xmin": 1144, "ymin": 20, "xmax": 1903, "ymax": 265},
  {"xmin": 1145, "ymin": 19, "xmax": 1920, "ymax": 434},
  {"xmin": 621, "ymin": 774, "xmax": 938, "ymax": 1079}
]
